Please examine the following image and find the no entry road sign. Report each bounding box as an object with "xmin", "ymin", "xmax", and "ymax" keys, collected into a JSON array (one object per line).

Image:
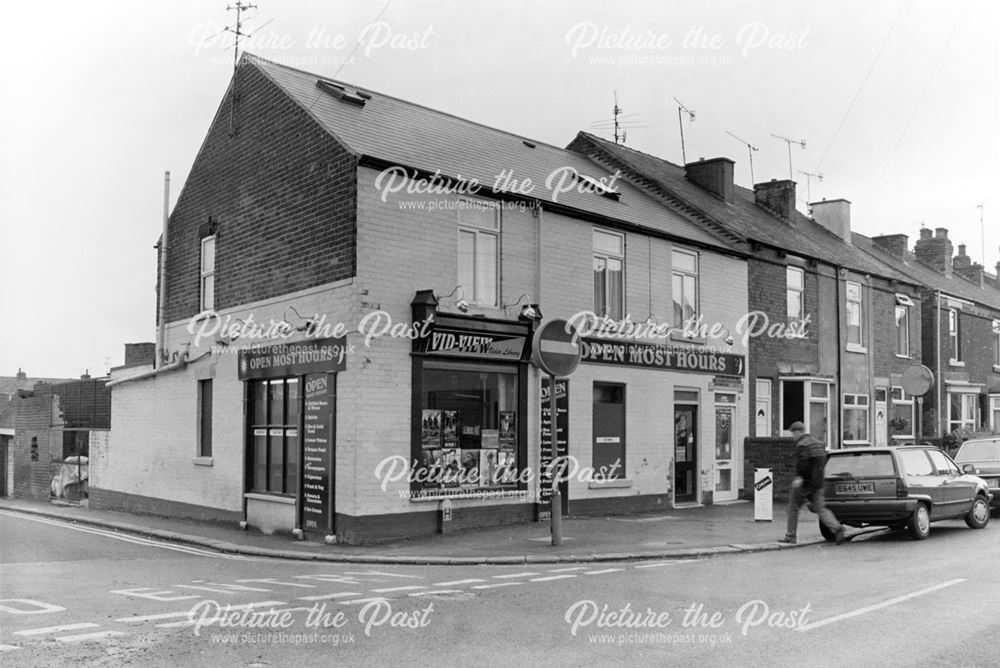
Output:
[{"xmin": 531, "ymin": 319, "xmax": 582, "ymax": 378}]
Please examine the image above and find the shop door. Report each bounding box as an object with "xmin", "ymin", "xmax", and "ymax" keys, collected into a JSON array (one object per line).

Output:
[
  {"xmin": 674, "ymin": 404, "xmax": 698, "ymax": 504},
  {"xmin": 0, "ymin": 439, "xmax": 6, "ymax": 496},
  {"xmin": 714, "ymin": 398, "xmax": 737, "ymax": 502}
]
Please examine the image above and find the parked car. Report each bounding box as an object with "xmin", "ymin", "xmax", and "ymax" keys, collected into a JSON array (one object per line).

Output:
[
  {"xmin": 953, "ymin": 437, "xmax": 1000, "ymax": 511},
  {"xmin": 821, "ymin": 445, "xmax": 991, "ymax": 541}
]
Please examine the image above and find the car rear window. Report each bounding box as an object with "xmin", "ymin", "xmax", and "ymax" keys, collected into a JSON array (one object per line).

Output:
[
  {"xmin": 826, "ymin": 452, "xmax": 895, "ymax": 478},
  {"xmin": 898, "ymin": 449, "xmax": 934, "ymax": 475},
  {"xmin": 955, "ymin": 441, "xmax": 1000, "ymax": 462}
]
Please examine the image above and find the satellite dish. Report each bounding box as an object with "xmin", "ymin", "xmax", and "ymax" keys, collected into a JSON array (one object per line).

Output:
[{"xmin": 901, "ymin": 365, "xmax": 934, "ymax": 397}]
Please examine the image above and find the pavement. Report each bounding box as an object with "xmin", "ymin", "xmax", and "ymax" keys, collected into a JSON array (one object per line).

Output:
[{"xmin": 0, "ymin": 497, "xmax": 879, "ymax": 565}]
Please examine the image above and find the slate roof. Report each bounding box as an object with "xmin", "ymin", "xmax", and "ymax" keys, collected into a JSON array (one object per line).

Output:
[
  {"xmin": 568, "ymin": 132, "xmax": 918, "ymax": 286},
  {"xmin": 248, "ymin": 56, "xmax": 742, "ymax": 254},
  {"xmin": 852, "ymin": 234, "xmax": 1000, "ymax": 312}
]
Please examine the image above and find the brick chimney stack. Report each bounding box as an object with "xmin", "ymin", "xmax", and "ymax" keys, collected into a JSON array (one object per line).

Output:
[
  {"xmin": 952, "ymin": 244, "xmax": 985, "ymax": 287},
  {"xmin": 913, "ymin": 227, "xmax": 953, "ymax": 277},
  {"xmin": 754, "ymin": 179, "xmax": 796, "ymax": 219},
  {"xmin": 810, "ymin": 198, "xmax": 852, "ymax": 243},
  {"xmin": 685, "ymin": 158, "xmax": 735, "ymax": 202},
  {"xmin": 871, "ymin": 234, "xmax": 909, "ymax": 258}
]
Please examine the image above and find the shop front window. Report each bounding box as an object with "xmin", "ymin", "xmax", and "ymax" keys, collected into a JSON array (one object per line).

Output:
[
  {"xmin": 249, "ymin": 378, "xmax": 299, "ymax": 494},
  {"xmin": 419, "ymin": 363, "xmax": 518, "ymax": 490}
]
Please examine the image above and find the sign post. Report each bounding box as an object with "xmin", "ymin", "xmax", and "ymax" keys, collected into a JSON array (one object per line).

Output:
[
  {"xmin": 531, "ymin": 319, "xmax": 581, "ymax": 546},
  {"xmin": 754, "ymin": 468, "xmax": 773, "ymax": 521}
]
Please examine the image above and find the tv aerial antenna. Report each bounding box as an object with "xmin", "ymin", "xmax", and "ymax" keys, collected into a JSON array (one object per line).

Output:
[
  {"xmin": 674, "ymin": 98, "xmax": 695, "ymax": 164},
  {"xmin": 725, "ymin": 130, "xmax": 759, "ymax": 184},
  {"xmin": 771, "ymin": 134, "xmax": 806, "ymax": 180},
  {"xmin": 977, "ymin": 200, "xmax": 988, "ymax": 265},
  {"xmin": 798, "ymin": 170, "xmax": 824, "ymax": 204},
  {"xmin": 589, "ymin": 91, "xmax": 646, "ymax": 144}
]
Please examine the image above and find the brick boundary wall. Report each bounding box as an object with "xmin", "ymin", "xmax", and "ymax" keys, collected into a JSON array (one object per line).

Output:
[
  {"xmin": 742, "ymin": 437, "xmax": 797, "ymax": 502},
  {"xmin": 89, "ymin": 487, "xmax": 241, "ymax": 526}
]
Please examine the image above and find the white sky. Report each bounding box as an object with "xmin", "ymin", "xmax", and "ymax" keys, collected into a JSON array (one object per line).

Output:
[{"xmin": 1, "ymin": 0, "xmax": 997, "ymax": 378}]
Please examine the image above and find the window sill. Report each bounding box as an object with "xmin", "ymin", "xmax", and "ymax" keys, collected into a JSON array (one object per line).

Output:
[
  {"xmin": 588, "ymin": 478, "xmax": 632, "ymax": 489},
  {"xmin": 192, "ymin": 457, "xmax": 214, "ymax": 467},
  {"xmin": 846, "ymin": 344, "xmax": 867, "ymax": 354},
  {"xmin": 949, "ymin": 360, "xmax": 966, "ymax": 367},
  {"xmin": 244, "ymin": 492, "xmax": 295, "ymax": 504}
]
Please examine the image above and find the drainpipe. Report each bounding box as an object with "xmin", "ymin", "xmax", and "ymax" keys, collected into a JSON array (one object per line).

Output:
[
  {"xmin": 157, "ymin": 171, "xmax": 170, "ymax": 368},
  {"xmin": 105, "ymin": 349, "xmax": 194, "ymax": 388},
  {"xmin": 936, "ymin": 290, "xmax": 942, "ymax": 437}
]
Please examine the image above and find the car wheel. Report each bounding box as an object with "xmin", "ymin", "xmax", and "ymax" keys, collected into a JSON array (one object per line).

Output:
[
  {"xmin": 907, "ymin": 504, "xmax": 930, "ymax": 540},
  {"xmin": 819, "ymin": 521, "xmax": 837, "ymax": 542},
  {"xmin": 965, "ymin": 496, "xmax": 990, "ymax": 529}
]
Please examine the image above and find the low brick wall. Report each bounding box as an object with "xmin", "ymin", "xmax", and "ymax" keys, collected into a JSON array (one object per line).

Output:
[{"xmin": 742, "ymin": 437, "xmax": 797, "ymax": 502}]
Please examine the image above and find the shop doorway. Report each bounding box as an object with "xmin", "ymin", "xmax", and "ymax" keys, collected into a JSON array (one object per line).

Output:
[{"xmin": 674, "ymin": 393, "xmax": 699, "ymax": 504}]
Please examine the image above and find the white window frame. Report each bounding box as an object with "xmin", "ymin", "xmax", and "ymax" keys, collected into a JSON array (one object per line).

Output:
[
  {"xmin": 593, "ymin": 228, "xmax": 625, "ymax": 320},
  {"xmin": 948, "ymin": 308, "xmax": 962, "ymax": 365},
  {"xmin": 786, "ymin": 266, "xmax": 804, "ymax": 321},
  {"xmin": 778, "ymin": 377, "xmax": 832, "ymax": 448},
  {"xmin": 200, "ymin": 235, "xmax": 216, "ymax": 311},
  {"xmin": 948, "ymin": 392, "xmax": 979, "ymax": 433},
  {"xmin": 457, "ymin": 199, "xmax": 500, "ymax": 307},
  {"xmin": 842, "ymin": 392, "xmax": 870, "ymax": 445},
  {"xmin": 894, "ymin": 305, "xmax": 910, "ymax": 358},
  {"xmin": 889, "ymin": 386, "xmax": 914, "ymax": 440},
  {"xmin": 992, "ymin": 320, "xmax": 1000, "ymax": 370},
  {"xmin": 672, "ymin": 248, "xmax": 699, "ymax": 326},
  {"xmin": 845, "ymin": 281, "xmax": 864, "ymax": 351}
]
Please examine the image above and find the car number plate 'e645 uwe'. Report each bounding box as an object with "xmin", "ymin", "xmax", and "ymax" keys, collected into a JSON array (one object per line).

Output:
[{"xmin": 835, "ymin": 482, "xmax": 875, "ymax": 495}]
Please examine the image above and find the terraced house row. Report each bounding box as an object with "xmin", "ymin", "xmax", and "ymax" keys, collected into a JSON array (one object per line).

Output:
[{"xmin": 65, "ymin": 55, "xmax": 1000, "ymax": 544}]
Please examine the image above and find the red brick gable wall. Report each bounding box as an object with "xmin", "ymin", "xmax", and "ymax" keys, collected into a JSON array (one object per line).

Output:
[{"xmin": 161, "ymin": 60, "xmax": 357, "ymax": 324}]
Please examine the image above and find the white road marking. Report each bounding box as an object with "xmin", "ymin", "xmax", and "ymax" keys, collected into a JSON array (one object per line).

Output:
[
  {"xmin": 634, "ymin": 559, "xmax": 705, "ymax": 569},
  {"xmin": 297, "ymin": 592, "xmax": 363, "ymax": 601},
  {"xmin": 530, "ymin": 575, "xmax": 577, "ymax": 582},
  {"xmin": 433, "ymin": 579, "xmax": 484, "ymax": 586},
  {"xmin": 796, "ymin": 579, "xmax": 967, "ymax": 632},
  {"xmin": 56, "ymin": 631, "xmax": 126, "ymax": 643},
  {"xmin": 370, "ymin": 586, "xmax": 427, "ymax": 593},
  {"xmin": 547, "ymin": 567, "xmax": 587, "ymax": 572},
  {"xmin": 583, "ymin": 568, "xmax": 624, "ymax": 575},
  {"xmin": 492, "ymin": 572, "xmax": 539, "ymax": 579},
  {"xmin": 472, "ymin": 582, "xmax": 523, "ymax": 590},
  {"xmin": 15, "ymin": 623, "xmax": 100, "ymax": 636},
  {"xmin": 116, "ymin": 600, "xmax": 287, "ymax": 624},
  {"xmin": 237, "ymin": 579, "xmax": 315, "ymax": 588},
  {"xmin": 0, "ymin": 510, "xmax": 255, "ymax": 560}
]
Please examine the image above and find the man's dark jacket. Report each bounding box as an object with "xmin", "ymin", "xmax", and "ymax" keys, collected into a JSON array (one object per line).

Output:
[{"xmin": 794, "ymin": 433, "xmax": 828, "ymax": 495}]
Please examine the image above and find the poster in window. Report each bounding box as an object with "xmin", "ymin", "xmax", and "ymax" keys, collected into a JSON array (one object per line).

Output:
[
  {"xmin": 442, "ymin": 410, "xmax": 458, "ymax": 448},
  {"xmin": 460, "ymin": 449, "xmax": 481, "ymax": 487},
  {"xmin": 422, "ymin": 410, "xmax": 442, "ymax": 449},
  {"xmin": 497, "ymin": 449, "xmax": 517, "ymax": 485},
  {"xmin": 499, "ymin": 411, "xmax": 516, "ymax": 448},
  {"xmin": 481, "ymin": 429, "xmax": 500, "ymax": 449},
  {"xmin": 479, "ymin": 449, "xmax": 497, "ymax": 486},
  {"xmin": 441, "ymin": 448, "xmax": 460, "ymax": 487},
  {"xmin": 421, "ymin": 449, "xmax": 443, "ymax": 488}
]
